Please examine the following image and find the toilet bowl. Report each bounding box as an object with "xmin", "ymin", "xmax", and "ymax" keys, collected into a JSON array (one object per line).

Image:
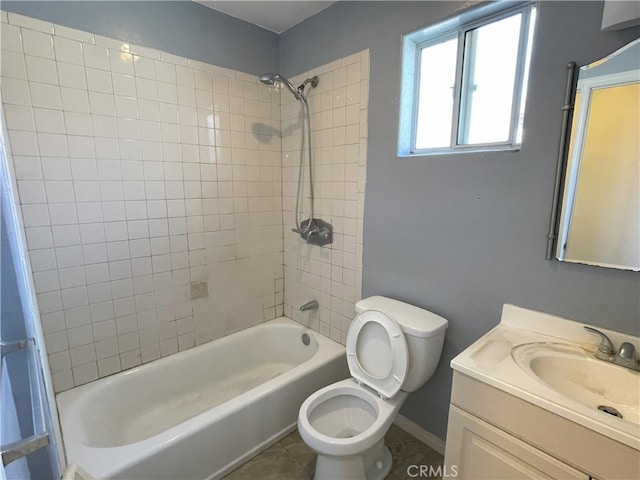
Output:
[
  {"xmin": 298, "ymin": 296, "xmax": 448, "ymax": 480},
  {"xmin": 299, "ymin": 378, "xmax": 407, "ymax": 479}
]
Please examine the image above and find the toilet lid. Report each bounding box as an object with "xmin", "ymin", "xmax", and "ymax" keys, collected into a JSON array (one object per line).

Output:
[{"xmin": 346, "ymin": 309, "xmax": 408, "ymax": 398}]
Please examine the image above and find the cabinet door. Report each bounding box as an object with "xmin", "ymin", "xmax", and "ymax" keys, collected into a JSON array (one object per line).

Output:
[{"xmin": 445, "ymin": 405, "xmax": 589, "ymax": 480}]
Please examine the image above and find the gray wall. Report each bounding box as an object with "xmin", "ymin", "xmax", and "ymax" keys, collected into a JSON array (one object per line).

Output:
[
  {"xmin": 281, "ymin": 1, "xmax": 640, "ymax": 439},
  {"xmin": 1, "ymin": 1, "xmax": 278, "ymax": 75}
]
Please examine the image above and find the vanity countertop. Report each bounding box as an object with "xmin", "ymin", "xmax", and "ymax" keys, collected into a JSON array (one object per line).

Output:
[{"xmin": 451, "ymin": 304, "xmax": 640, "ymax": 450}]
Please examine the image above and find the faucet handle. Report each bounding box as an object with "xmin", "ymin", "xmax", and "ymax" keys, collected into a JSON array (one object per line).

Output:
[
  {"xmin": 583, "ymin": 326, "xmax": 615, "ymax": 360},
  {"xmin": 618, "ymin": 342, "xmax": 636, "ymax": 363}
]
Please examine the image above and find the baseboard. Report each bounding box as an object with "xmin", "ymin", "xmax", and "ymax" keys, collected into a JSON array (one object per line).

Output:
[{"xmin": 393, "ymin": 414, "xmax": 446, "ymax": 455}]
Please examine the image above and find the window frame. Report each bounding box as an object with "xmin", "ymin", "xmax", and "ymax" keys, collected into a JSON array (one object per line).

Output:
[{"xmin": 399, "ymin": 1, "xmax": 537, "ymax": 156}]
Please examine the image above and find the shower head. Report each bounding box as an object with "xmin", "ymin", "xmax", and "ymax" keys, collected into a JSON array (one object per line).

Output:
[
  {"xmin": 258, "ymin": 73, "xmax": 279, "ymax": 86},
  {"xmin": 258, "ymin": 73, "xmax": 300, "ymax": 99}
]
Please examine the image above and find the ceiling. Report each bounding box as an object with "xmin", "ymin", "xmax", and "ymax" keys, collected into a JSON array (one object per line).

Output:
[{"xmin": 196, "ymin": 1, "xmax": 336, "ymax": 34}]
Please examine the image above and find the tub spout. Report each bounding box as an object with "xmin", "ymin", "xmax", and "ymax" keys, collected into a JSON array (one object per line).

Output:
[{"xmin": 300, "ymin": 300, "xmax": 318, "ymax": 312}]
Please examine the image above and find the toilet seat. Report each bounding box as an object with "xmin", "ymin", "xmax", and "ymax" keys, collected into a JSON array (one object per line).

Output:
[{"xmin": 346, "ymin": 309, "xmax": 408, "ymax": 399}]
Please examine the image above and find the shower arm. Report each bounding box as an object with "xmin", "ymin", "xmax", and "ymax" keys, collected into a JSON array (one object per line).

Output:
[{"xmin": 297, "ymin": 77, "xmax": 319, "ymax": 96}]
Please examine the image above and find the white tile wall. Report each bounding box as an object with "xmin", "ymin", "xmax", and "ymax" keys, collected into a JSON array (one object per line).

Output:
[
  {"xmin": 283, "ymin": 51, "xmax": 369, "ymax": 344},
  {"xmin": 2, "ymin": 12, "xmax": 369, "ymax": 391},
  {"xmin": 1, "ymin": 12, "xmax": 284, "ymax": 392}
]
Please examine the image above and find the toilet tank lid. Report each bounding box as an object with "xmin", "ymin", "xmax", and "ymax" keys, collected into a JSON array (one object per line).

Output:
[{"xmin": 355, "ymin": 296, "xmax": 448, "ymax": 338}]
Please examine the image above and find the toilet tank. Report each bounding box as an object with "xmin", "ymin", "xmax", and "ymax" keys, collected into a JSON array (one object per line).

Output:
[{"xmin": 356, "ymin": 296, "xmax": 448, "ymax": 392}]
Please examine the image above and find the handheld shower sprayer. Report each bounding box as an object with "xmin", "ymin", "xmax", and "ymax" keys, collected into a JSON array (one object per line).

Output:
[
  {"xmin": 258, "ymin": 73, "xmax": 319, "ymax": 100},
  {"xmin": 257, "ymin": 72, "xmax": 332, "ymax": 247},
  {"xmin": 258, "ymin": 73, "xmax": 301, "ymax": 100}
]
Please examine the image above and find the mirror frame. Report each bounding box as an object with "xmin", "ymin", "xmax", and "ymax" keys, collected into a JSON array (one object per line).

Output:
[{"xmin": 547, "ymin": 39, "xmax": 640, "ymax": 270}]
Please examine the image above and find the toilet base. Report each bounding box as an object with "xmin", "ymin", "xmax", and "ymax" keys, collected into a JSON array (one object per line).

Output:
[{"xmin": 313, "ymin": 439, "xmax": 392, "ymax": 480}]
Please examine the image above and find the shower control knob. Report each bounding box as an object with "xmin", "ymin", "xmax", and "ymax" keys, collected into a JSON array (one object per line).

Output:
[{"xmin": 295, "ymin": 218, "xmax": 333, "ymax": 246}]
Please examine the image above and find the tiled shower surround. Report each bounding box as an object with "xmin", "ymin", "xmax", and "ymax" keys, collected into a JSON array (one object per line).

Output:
[
  {"xmin": 283, "ymin": 52, "xmax": 369, "ymax": 344},
  {"xmin": 0, "ymin": 12, "xmax": 368, "ymax": 391}
]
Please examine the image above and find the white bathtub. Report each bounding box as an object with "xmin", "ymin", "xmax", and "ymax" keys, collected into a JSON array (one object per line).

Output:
[{"xmin": 56, "ymin": 318, "xmax": 348, "ymax": 479}]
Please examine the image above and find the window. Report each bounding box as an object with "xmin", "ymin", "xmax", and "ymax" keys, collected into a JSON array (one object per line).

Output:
[{"xmin": 398, "ymin": 2, "xmax": 537, "ymax": 155}]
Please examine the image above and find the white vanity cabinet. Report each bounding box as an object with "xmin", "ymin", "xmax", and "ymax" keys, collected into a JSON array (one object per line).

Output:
[
  {"xmin": 444, "ymin": 372, "xmax": 639, "ymax": 480},
  {"xmin": 446, "ymin": 405, "xmax": 587, "ymax": 479}
]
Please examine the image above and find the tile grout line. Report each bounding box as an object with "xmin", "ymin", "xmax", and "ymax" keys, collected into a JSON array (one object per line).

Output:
[
  {"xmin": 278, "ymin": 440, "xmax": 313, "ymax": 476},
  {"xmin": 278, "ymin": 439, "xmax": 314, "ymax": 476}
]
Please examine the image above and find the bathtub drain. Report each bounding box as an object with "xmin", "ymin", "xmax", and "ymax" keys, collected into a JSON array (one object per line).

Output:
[{"xmin": 302, "ymin": 333, "xmax": 310, "ymax": 346}]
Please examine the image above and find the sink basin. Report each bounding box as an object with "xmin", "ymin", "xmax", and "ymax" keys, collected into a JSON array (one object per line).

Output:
[{"xmin": 512, "ymin": 343, "xmax": 640, "ymax": 426}]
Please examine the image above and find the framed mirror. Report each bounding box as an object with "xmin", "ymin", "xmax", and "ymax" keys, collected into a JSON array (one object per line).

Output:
[{"xmin": 555, "ymin": 39, "xmax": 639, "ymax": 271}]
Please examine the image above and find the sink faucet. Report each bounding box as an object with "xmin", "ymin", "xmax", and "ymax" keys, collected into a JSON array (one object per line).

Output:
[
  {"xmin": 583, "ymin": 326, "xmax": 615, "ymax": 361},
  {"xmin": 584, "ymin": 326, "xmax": 640, "ymax": 372}
]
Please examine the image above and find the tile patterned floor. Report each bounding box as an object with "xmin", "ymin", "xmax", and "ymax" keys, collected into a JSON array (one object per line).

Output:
[{"xmin": 223, "ymin": 425, "xmax": 444, "ymax": 480}]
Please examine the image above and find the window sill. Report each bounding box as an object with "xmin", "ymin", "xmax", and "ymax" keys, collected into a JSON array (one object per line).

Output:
[{"xmin": 397, "ymin": 144, "xmax": 522, "ymax": 158}]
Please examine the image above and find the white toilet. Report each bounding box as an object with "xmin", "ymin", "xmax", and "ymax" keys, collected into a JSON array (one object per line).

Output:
[{"xmin": 297, "ymin": 296, "xmax": 448, "ymax": 480}]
